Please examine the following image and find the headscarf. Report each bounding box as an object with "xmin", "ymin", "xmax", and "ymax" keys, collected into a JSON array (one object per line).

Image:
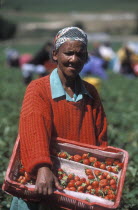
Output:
[{"xmin": 54, "ymin": 26, "xmax": 87, "ymax": 50}]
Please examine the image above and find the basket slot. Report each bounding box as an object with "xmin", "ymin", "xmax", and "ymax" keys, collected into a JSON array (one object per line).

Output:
[
  {"xmin": 9, "ymin": 159, "xmax": 21, "ymax": 181},
  {"xmin": 76, "ymin": 201, "xmax": 94, "ymax": 210},
  {"xmin": 51, "ymin": 156, "xmax": 120, "ymax": 179},
  {"xmin": 9, "ymin": 143, "xmax": 21, "ymax": 181},
  {"xmin": 56, "ymin": 195, "xmax": 78, "ymax": 210},
  {"xmin": 54, "ymin": 143, "xmax": 124, "ymax": 162}
]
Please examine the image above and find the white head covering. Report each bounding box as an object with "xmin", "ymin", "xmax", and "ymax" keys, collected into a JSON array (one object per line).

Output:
[{"xmin": 54, "ymin": 26, "xmax": 87, "ymax": 50}]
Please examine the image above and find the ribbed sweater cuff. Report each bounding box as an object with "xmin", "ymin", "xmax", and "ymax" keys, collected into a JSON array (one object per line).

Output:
[
  {"xmin": 100, "ymin": 141, "xmax": 108, "ymax": 147},
  {"xmin": 26, "ymin": 157, "xmax": 53, "ymax": 174}
]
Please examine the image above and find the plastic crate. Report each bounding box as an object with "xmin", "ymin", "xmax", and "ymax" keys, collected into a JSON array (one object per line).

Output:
[{"xmin": 2, "ymin": 136, "xmax": 129, "ymax": 210}]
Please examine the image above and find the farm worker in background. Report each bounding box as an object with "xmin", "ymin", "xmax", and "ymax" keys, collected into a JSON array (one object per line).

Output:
[
  {"xmin": 5, "ymin": 48, "xmax": 20, "ymax": 67},
  {"xmin": 80, "ymin": 53, "xmax": 108, "ymax": 80},
  {"xmin": 115, "ymin": 42, "xmax": 138, "ymax": 77},
  {"xmin": 10, "ymin": 26, "xmax": 108, "ymax": 210},
  {"xmin": 80, "ymin": 41, "xmax": 116, "ymax": 80},
  {"xmin": 98, "ymin": 41, "xmax": 116, "ymax": 70},
  {"xmin": 21, "ymin": 41, "xmax": 57, "ymax": 85},
  {"xmin": 19, "ymin": 53, "xmax": 33, "ymax": 67},
  {"xmin": 4, "ymin": 48, "xmax": 32, "ymax": 69}
]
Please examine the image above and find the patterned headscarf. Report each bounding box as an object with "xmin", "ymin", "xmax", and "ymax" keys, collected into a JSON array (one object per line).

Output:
[{"xmin": 54, "ymin": 26, "xmax": 88, "ymax": 50}]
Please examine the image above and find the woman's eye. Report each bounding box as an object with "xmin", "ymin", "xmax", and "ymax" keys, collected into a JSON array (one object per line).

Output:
[{"xmin": 65, "ymin": 52, "xmax": 73, "ymax": 56}]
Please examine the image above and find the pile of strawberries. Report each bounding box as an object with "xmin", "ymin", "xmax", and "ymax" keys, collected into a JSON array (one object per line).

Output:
[
  {"xmin": 16, "ymin": 150, "xmax": 123, "ymax": 203},
  {"xmin": 16, "ymin": 166, "xmax": 118, "ymax": 201},
  {"xmin": 16, "ymin": 166, "xmax": 35, "ymax": 185},
  {"xmin": 57, "ymin": 168, "xmax": 118, "ymax": 201},
  {"xmin": 55, "ymin": 151, "xmax": 123, "ymax": 174}
]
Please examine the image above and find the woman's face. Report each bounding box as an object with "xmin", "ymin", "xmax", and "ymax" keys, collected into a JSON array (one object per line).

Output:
[{"xmin": 53, "ymin": 40, "xmax": 88, "ymax": 79}]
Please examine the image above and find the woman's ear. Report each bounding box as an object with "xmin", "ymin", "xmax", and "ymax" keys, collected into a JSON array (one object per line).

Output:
[{"xmin": 52, "ymin": 50, "xmax": 58, "ymax": 62}]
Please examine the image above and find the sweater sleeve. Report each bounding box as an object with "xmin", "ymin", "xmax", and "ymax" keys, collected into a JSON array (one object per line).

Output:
[
  {"xmin": 84, "ymin": 81, "xmax": 108, "ymax": 147},
  {"xmin": 19, "ymin": 79, "xmax": 53, "ymax": 174},
  {"xmin": 95, "ymin": 100, "xmax": 108, "ymax": 147}
]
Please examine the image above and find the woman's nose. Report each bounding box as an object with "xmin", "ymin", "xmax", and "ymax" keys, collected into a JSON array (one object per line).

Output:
[{"xmin": 70, "ymin": 54, "xmax": 78, "ymax": 62}]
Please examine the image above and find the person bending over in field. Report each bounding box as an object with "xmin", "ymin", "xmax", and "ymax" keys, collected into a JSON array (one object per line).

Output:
[{"xmin": 21, "ymin": 42, "xmax": 56, "ymax": 85}]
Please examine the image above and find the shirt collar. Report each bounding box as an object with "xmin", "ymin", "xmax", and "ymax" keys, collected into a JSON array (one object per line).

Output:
[{"xmin": 50, "ymin": 68, "xmax": 92, "ymax": 100}]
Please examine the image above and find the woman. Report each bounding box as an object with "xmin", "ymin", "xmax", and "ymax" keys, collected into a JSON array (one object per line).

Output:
[{"xmin": 10, "ymin": 26, "xmax": 108, "ymax": 210}]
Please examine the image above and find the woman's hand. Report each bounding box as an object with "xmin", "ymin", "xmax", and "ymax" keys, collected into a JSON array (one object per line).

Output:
[{"xmin": 35, "ymin": 166, "xmax": 63, "ymax": 195}]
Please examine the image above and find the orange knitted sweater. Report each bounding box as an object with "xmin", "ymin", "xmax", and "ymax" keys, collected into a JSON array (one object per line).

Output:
[{"xmin": 19, "ymin": 75, "xmax": 107, "ymax": 173}]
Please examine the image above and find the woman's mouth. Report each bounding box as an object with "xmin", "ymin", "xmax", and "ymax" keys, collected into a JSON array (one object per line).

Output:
[{"xmin": 68, "ymin": 64, "xmax": 77, "ymax": 70}]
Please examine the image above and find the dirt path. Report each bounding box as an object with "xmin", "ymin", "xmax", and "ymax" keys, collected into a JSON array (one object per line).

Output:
[
  {"xmin": 3, "ymin": 10, "xmax": 136, "ymax": 32},
  {"xmin": 1, "ymin": 10, "xmax": 138, "ymax": 46}
]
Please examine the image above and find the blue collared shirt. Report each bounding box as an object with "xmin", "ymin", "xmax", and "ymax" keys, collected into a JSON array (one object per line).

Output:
[{"xmin": 50, "ymin": 68, "xmax": 92, "ymax": 102}]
